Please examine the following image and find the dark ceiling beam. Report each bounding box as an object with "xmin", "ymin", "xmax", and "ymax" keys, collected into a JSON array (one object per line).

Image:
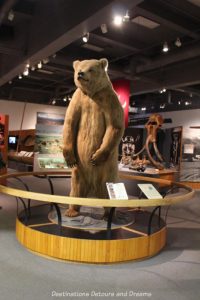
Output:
[
  {"xmin": 135, "ymin": 42, "xmax": 200, "ymax": 74},
  {"xmin": 0, "ymin": 0, "xmax": 144, "ymax": 86},
  {"xmin": 90, "ymin": 33, "xmax": 139, "ymax": 52},
  {"xmin": 132, "ymin": 58, "xmax": 200, "ymax": 95},
  {"xmin": 0, "ymin": 0, "xmax": 18, "ymax": 26},
  {"xmin": 0, "ymin": 44, "xmax": 22, "ymax": 56},
  {"xmin": 9, "ymin": 86, "xmax": 52, "ymax": 95},
  {"xmin": 172, "ymin": 87, "xmax": 200, "ymax": 98},
  {"xmin": 45, "ymin": 63, "xmax": 73, "ymax": 75},
  {"xmin": 135, "ymin": 6, "xmax": 200, "ymax": 39},
  {"xmin": 27, "ymin": 72, "xmax": 65, "ymax": 83},
  {"xmin": 159, "ymin": 0, "xmax": 200, "ymax": 24}
]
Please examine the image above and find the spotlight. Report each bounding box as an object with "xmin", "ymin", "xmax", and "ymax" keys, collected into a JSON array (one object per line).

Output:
[
  {"xmin": 123, "ymin": 11, "xmax": 130, "ymax": 22},
  {"xmin": 52, "ymin": 99, "xmax": 56, "ymax": 105},
  {"xmin": 68, "ymin": 96, "xmax": 72, "ymax": 101},
  {"xmin": 175, "ymin": 37, "xmax": 182, "ymax": 47},
  {"xmin": 31, "ymin": 66, "xmax": 36, "ymax": 71},
  {"xmin": 178, "ymin": 101, "xmax": 181, "ymax": 105},
  {"xmin": 160, "ymin": 104, "xmax": 165, "ymax": 109},
  {"xmin": 43, "ymin": 58, "xmax": 49, "ymax": 64},
  {"xmin": 185, "ymin": 101, "xmax": 191, "ymax": 106},
  {"xmin": 9, "ymin": 80, "xmax": 12, "ymax": 84},
  {"xmin": 159, "ymin": 88, "xmax": 167, "ymax": 93},
  {"xmin": 162, "ymin": 42, "xmax": 169, "ymax": 53},
  {"xmin": 113, "ymin": 15, "xmax": 123, "ymax": 26},
  {"xmin": 82, "ymin": 33, "xmax": 89, "ymax": 43},
  {"xmin": 23, "ymin": 68, "xmax": 29, "ymax": 76},
  {"xmin": 141, "ymin": 107, "xmax": 146, "ymax": 111},
  {"xmin": 37, "ymin": 61, "xmax": 42, "ymax": 69},
  {"xmin": 8, "ymin": 10, "xmax": 14, "ymax": 21},
  {"xmin": 18, "ymin": 74, "xmax": 22, "ymax": 79},
  {"xmin": 63, "ymin": 97, "xmax": 67, "ymax": 102},
  {"xmin": 101, "ymin": 23, "xmax": 108, "ymax": 34}
]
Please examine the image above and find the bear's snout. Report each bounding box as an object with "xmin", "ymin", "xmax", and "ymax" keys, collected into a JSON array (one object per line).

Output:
[{"xmin": 77, "ymin": 71, "xmax": 85, "ymax": 80}]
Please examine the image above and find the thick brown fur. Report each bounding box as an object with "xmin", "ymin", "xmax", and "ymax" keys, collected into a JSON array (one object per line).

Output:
[{"xmin": 63, "ymin": 59, "xmax": 125, "ymax": 217}]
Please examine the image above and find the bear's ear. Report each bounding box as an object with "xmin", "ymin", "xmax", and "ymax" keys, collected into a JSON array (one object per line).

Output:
[
  {"xmin": 99, "ymin": 58, "xmax": 108, "ymax": 71},
  {"xmin": 73, "ymin": 60, "xmax": 80, "ymax": 70}
]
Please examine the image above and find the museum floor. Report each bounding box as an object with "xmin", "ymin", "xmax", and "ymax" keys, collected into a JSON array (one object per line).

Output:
[{"xmin": 0, "ymin": 173, "xmax": 200, "ymax": 300}]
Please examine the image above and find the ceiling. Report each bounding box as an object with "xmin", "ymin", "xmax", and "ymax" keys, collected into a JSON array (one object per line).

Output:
[{"xmin": 1, "ymin": 0, "xmax": 200, "ymax": 114}]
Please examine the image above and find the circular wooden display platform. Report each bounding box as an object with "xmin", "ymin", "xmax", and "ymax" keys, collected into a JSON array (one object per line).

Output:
[
  {"xmin": 16, "ymin": 205, "xmax": 166, "ymax": 263},
  {"xmin": 0, "ymin": 171, "xmax": 194, "ymax": 264}
]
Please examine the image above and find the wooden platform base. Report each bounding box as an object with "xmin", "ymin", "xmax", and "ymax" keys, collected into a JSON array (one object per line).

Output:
[{"xmin": 16, "ymin": 205, "xmax": 166, "ymax": 264}]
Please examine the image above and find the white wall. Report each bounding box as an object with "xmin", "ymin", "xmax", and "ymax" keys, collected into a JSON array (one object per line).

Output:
[
  {"xmin": 1, "ymin": 98, "xmax": 200, "ymax": 131},
  {"xmin": 0, "ymin": 99, "xmax": 66, "ymax": 130}
]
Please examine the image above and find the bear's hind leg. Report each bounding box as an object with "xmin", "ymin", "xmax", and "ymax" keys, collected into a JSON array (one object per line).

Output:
[{"xmin": 65, "ymin": 167, "xmax": 88, "ymax": 217}]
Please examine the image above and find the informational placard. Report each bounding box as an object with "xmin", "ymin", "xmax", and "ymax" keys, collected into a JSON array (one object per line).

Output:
[
  {"xmin": 106, "ymin": 182, "xmax": 128, "ymax": 200},
  {"xmin": 138, "ymin": 184, "xmax": 163, "ymax": 199}
]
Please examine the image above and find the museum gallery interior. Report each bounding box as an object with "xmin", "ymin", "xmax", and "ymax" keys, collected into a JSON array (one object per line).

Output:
[{"xmin": 0, "ymin": 1, "xmax": 200, "ymax": 300}]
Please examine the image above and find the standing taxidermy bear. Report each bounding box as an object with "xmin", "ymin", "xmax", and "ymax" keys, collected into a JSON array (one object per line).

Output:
[{"xmin": 63, "ymin": 58, "xmax": 125, "ymax": 217}]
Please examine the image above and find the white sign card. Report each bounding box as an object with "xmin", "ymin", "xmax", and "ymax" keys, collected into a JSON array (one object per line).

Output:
[
  {"xmin": 138, "ymin": 184, "xmax": 163, "ymax": 199},
  {"xmin": 106, "ymin": 182, "xmax": 128, "ymax": 200},
  {"xmin": 183, "ymin": 144, "xmax": 194, "ymax": 154}
]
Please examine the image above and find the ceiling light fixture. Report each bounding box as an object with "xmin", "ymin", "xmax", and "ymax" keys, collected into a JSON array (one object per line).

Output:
[
  {"xmin": 23, "ymin": 68, "xmax": 29, "ymax": 76},
  {"xmin": 8, "ymin": 10, "xmax": 14, "ymax": 21},
  {"xmin": 113, "ymin": 15, "xmax": 123, "ymax": 26},
  {"xmin": 37, "ymin": 61, "xmax": 42, "ymax": 69},
  {"xmin": 43, "ymin": 58, "xmax": 49, "ymax": 64},
  {"xmin": 160, "ymin": 104, "xmax": 165, "ymax": 109},
  {"xmin": 160, "ymin": 88, "xmax": 167, "ymax": 93},
  {"xmin": 175, "ymin": 37, "xmax": 182, "ymax": 47},
  {"xmin": 162, "ymin": 42, "xmax": 169, "ymax": 53},
  {"xmin": 101, "ymin": 23, "xmax": 108, "ymax": 34},
  {"xmin": 185, "ymin": 101, "xmax": 191, "ymax": 106},
  {"xmin": 82, "ymin": 32, "xmax": 89, "ymax": 43},
  {"xmin": 123, "ymin": 11, "xmax": 130, "ymax": 22}
]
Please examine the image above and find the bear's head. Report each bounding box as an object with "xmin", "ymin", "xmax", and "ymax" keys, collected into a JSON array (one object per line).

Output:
[{"xmin": 73, "ymin": 58, "xmax": 110, "ymax": 96}]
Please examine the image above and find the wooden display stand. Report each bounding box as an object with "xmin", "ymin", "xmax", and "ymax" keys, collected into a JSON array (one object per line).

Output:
[
  {"xmin": 0, "ymin": 171, "xmax": 194, "ymax": 264},
  {"xmin": 16, "ymin": 206, "xmax": 166, "ymax": 264}
]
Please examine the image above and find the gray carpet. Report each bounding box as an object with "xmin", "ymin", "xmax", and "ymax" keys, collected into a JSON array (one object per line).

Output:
[{"xmin": 0, "ymin": 175, "xmax": 200, "ymax": 300}]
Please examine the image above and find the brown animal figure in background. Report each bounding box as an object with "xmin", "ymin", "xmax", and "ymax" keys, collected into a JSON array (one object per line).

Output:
[
  {"xmin": 132, "ymin": 114, "xmax": 165, "ymax": 170},
  {"xmin": 63, "ymin": 58, "xmax": 124, "ymax": 217}
]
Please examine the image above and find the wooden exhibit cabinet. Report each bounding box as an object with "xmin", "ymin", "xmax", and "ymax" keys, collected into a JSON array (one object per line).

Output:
[{"xmin": 0, "ymin": 115, "xmax": 8, "ymax": 176}]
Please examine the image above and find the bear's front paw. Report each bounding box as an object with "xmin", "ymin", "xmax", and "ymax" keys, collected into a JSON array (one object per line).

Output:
[
  {"xmin": 63, "ymin": 149, "xmax": 77, "ymax": 168},
  {"xmin": 91, "ymin": 150, "xmax": 109, "ymax": 165}
]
